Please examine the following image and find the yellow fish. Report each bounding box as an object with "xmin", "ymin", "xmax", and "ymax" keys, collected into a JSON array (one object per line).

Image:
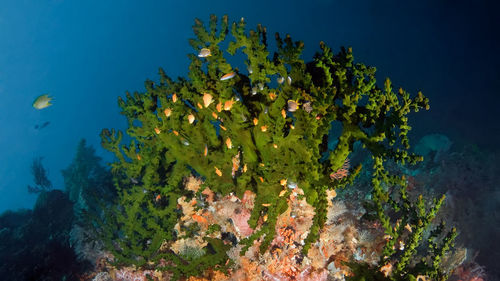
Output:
[
  {"xmin": 32, "ymin": 94, "xmax": 53, "ymax": 109},
  {"xmin": 215, "ymin": 166, "xmax": 222, "ymax": 177}
]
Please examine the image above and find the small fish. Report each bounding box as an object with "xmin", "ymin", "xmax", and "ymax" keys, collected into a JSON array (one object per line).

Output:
[
  {"xmin": 277, "ymin": 77, "xmax": 285, "ymax": 84},
  {"xmin": 216, "ymin": 102, "xmax": 222, "ymax": 112},
  {"xmin": 203, "ymin": 93, "xmax": 213, "ymax": 107},
  {"xmin": 248, "ymin": 65, "xmax": 253, "ymax": 74},
  {"xmin": 404, "ymin": 224, "xmax": 412, "ymax": 233},
  {"xmin": 280, "ymin": 179, "xmax": 287, "ymax": 186},
  {"xmin": 261, "ymin": 125, "xmax": 267, "ymax": 132},
  {"xmin": 33, "ymin": 94, "xmax": 53, "ymax": 109},
  {"xmin": 136, "ymin": 154, "xmax": 142, "ymax": 161},
  {"xmin": 253, "ymin": 118, "xmax": 258, "ymax": 125},
  {"xmin": 226, "ymin": 137, "xmax": 232, "ymax": 149},
  {"xmin": 219, "ymin": 124, "xmax": 227, "ymax": 131},
  {"xmin": 172, "ymin": 130, "xmax": 179, "ymax": 136},
  {"xmin": 188, "ymin": 114, "xmax": 195, "ymax": 124},
  {"xmin": 269, "ymin": 92, "xmax": 276, "ymax": 100},
  {"xmin": 34, "ymin": 121, "xmax": 50, "ymax": 130},
  {"xmin": 279, "ymin": 189, "xmax": 287, "ymax": 197},
  {"xmin": 262, "ymin": 203, "xmax": 271, "ymax": 207},
  {"xmin": 164, "ymin": 108, "xmax": 172, "ymax": 117},
  {"xmin": 220, "ymin": 72, "xmax": 236, "ymax": 81},
  {"xmin": 197, "ymin": 102, "xmax": 203, "ymax": 109},
  {"xmin": 204, "ymin": 144, "xmax": 208, "ymax": 156},
  {"xmin": 263, "ymin": 214, "xmax": 268, "ymax": 222},
  {"xmin": 281, "ymin": 109, "xmax": 287, "ymax": 118},
  {"xmin": 198, "ymin": 48, "xmax": 211, "ymax": 58},
  {"xmin": 243, "ymin": 164, "xmax": 247, "ymax": 173},
  {"xmin": 215, "ymin": 166, "xmax": 222, "ymax": 177},
  {"xmin": 182, "ymin": 140, "xmax": 189, "ymax": 146},
  {"xmin": 302, "ymin": 101, "xmax": 313, "ymax": 113},
  {"xmin": 212, "ymin": 112, "xmax": 218, "ymax": 119},
  {"xmin": 155, "ymin": 194, "xmax": 161, "ymax": 201},
  {"xmin": 251, "ymin": 86, "xmax": 258, "ymax": 95},
  {"xmin": 287, "ymin": 76, "xmax": 292, "ymax": 85},
  {"xmin": 172, "ymin": 93, "xmax": 178, "ymax": 103},
  {"xmin": 287, "ymin": 100, "xmax": 300, "ymax": 112},
  {"xmin": 273, "ymin": 143, "xmax": 278, "ymax": 148},
  {"xmin": 154, "ymin": 127, "xmax": 161, "ymax": 134},
  {"xmin": 258, "ymin": 83, "xmax": 264, "ymax": 91},
  {"xmin": 224, "ymin": 100, "xmax": 234, "ymax": 111}
]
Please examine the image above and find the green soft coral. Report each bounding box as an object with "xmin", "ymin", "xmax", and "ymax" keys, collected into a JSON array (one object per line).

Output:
[{"xmin": 100, "ymin": 15, "xmax": 432, "ymax": 277}]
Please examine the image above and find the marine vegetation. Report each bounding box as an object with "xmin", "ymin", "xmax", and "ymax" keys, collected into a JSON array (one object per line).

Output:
[
  {"xmin": 99, "ymin": 15, "xmax": 455, "ymax": 280},
  {"xmin": 27, "ymin": 156, "xmax": 53, "ymax": 193}
]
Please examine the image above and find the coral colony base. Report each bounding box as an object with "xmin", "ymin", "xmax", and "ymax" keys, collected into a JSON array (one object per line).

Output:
[{"xmin": 92, "ymin": 15, "xmax": 462, "ymax": 280}]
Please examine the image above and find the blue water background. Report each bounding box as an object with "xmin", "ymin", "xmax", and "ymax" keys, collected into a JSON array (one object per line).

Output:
[{"xmin": 0, "ymin": 0, "xmax": 498, "ymax": 213}]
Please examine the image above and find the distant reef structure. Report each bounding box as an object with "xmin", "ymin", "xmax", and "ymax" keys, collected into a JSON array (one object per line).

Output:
[{"xmin": 96, "ymin": 15, "xmax": 459, "ymax": 280}]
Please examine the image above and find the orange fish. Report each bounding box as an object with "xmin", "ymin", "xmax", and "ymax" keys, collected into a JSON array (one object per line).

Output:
[
  {"xmin": 226, "ymin": 138, "xmax": 232, "ymax": 149},
  {"xmin": 220, "ymin": 72, "xmax": 236, "ymax": 81},
  {"xmin": 203, "ymin": 93, "xmax": 213, "ymax": 107},
  {"xmin": 261, "ymin": 125, "xmax": 267, "ymax": 132},
  {"xmin": 188, "ymin": 114, "xmax": 195, "ymax": 124},
  {"xmin": 212, "ymin": 112, "xmax": 218, "ymax": 119},
  {"xmin": 155, "ymin": 194, "xmax": 161, "ymax": 201},
  {"xmin": 197, "ymin": 102, "xmax": 203, "ymax": 109},
  {"xmin": 137, "ymin": 154, "xmax": 142, "ymax": 161},
  {"xmin": 253, "ymin": 118, "xmax": 258, "ymax": 125},
  {"xmin": 269, "ymin": 92, "xmax": 276, "ymax": 100},
  {"xmin": 164, "ymin": 108, "xmax": 172, "ymax": 117},
  {"xmin": 259, "ymin": 176, "xmax": 264, "ymax": 183},
  {"xmin": 154, "ymin": 127, "xmax": 161, "ymax": 134},
  {"xmin": 219, "ymin": 124, "xmax": 227, "ymax": 131},
  {"xmin": 216, "ymin": 102, "xmax": 222, "ymax": 112},
  {"xmin": 172, "ymin": 130, "xmax": 179, "ymax": 136},
  {"xmin": 204, "ymin": 144, "xmax": 208, "ymax": 156},
  {"xmin": 224, "ymin": 100, "xmax": 234, "ymax": 111},
  {"xmin": 215, "ymin": 166, "xmax": 222, "ymax": 177},
  {"xmin": 172, "ymin": 93, "xmax": 177, "ymax": 103}
]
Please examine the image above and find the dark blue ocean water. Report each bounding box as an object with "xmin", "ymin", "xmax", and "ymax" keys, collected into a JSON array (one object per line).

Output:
[{"xmin": 1, "ymin": 0, "xmax": 498, "ymax": 280}]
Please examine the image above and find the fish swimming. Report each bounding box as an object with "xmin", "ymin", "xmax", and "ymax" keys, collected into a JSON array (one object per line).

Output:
[
  {"xmin": 198, "ymin": 48, "xmax": 211, "ymax": 58},
  {"xmin": 220, "ymin": 72, "xmax": 236, "ymax": 81},
  {"xmin": 34, "ymin": 121, "xmax": 50, "ymax": 130},
  {"xmin": 32, "ymin": 94, "xmax": 53, "ymax": 109}
]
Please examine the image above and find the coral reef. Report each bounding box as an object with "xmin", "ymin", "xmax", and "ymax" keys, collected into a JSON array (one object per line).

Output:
[{"xmin": 96, "ymin": 15, "xmax": 460, "ymax": 280}]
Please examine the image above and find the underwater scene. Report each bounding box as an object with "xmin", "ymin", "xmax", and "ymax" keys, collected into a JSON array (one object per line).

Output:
[{"xmin": 1, "ymin": 1, "xmax": 499, "ymax": 280}]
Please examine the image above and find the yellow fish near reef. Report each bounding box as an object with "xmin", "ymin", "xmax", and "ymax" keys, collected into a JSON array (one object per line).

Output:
[{"xmin": 32, "ymin": 94, "xmax": 53, "ymax": 109}]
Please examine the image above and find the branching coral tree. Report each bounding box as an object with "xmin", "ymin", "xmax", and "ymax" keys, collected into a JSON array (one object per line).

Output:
[{"xmin": 100, "ymin": 15, "xmax": 431, "ymax": 277}]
